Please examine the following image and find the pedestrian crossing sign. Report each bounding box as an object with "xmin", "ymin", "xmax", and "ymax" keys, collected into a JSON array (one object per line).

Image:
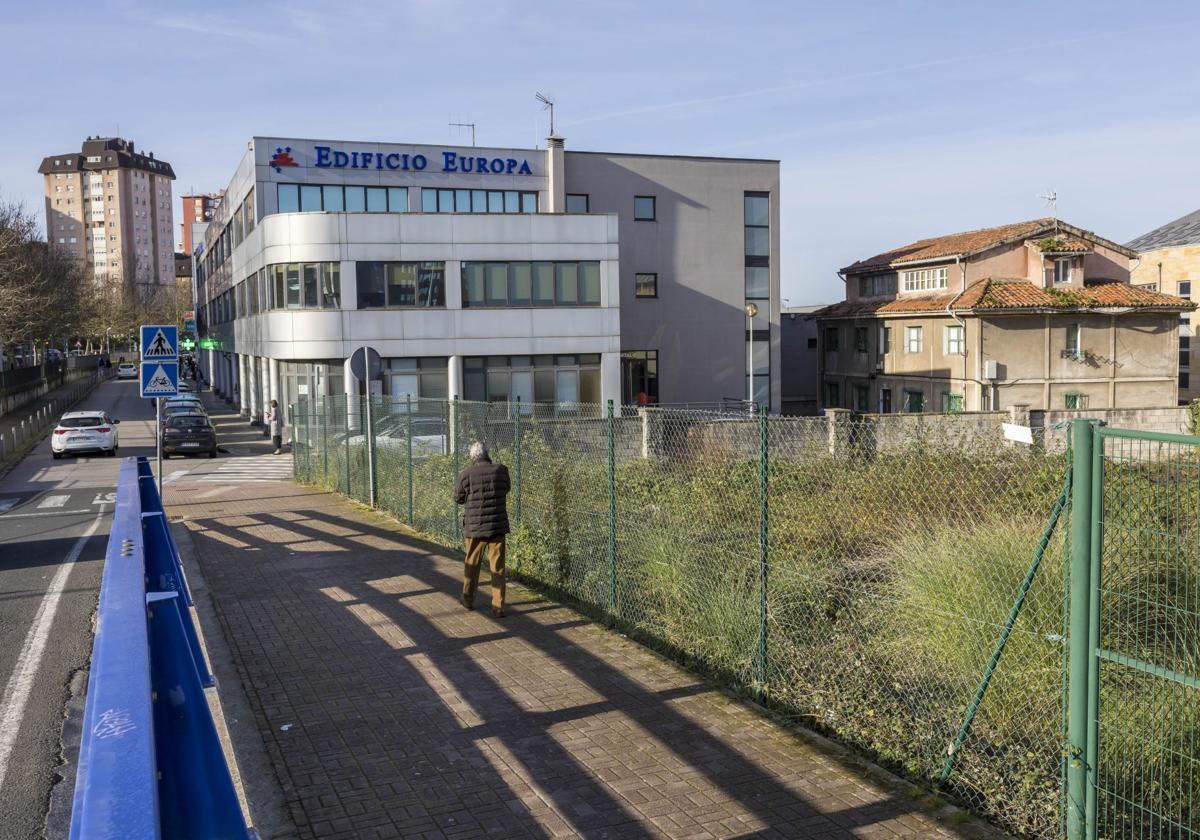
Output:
[
  {"xmin": 140, "ymin": 324, "xmax": 178, "ymax": 360},
  {"xmin": 141, "ymin": 361, "xmax": 179, "ymax": 398}
]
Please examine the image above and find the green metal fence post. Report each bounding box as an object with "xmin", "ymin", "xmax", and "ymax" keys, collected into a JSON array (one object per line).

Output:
[
  {"xmin": 344, "ymin": 395, "xmax": 352, "ymax": 497},
  {"xmin": 1085, "ymin": 425, "xmax": 1104, "ymax": 838},
  {"xmin": 1066, "ymin": 418, "xmax": 1095, "ymax": 840},
  {"xmin": 406, "ymin": 394, "xmax": 414, "ymax": 526},
  {"xmin": 607, "ymin": 399, "xmax": 616, "ymax": 614},
  {"xmin": 320, "ymin": 397, "xmax": 328, "ymax": 484},
  {"xmin": 514, "ymin": 397, "xmax": 522, "ymax": 527},
  {"xmin": 365, "ymin": 394, "xmax": 376, "ymax": 508},
  {"xmin": 757, "ymin": 404, "xmax": 769, "ymax": 690}
]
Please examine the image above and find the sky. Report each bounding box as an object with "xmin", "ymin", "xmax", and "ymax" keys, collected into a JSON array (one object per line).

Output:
[{"xmin": 1, "ymin": 0, "xmax": 1198, "ymax": 305}]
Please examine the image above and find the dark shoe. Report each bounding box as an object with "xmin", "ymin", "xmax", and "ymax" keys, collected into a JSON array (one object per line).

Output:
[
  {"xmin": 491, "ymin": 607, "xmax": 506, "ymax": 618},
  {"xmin": 461, "ymin": 594, "xmax": 474, "ymax": 611}
]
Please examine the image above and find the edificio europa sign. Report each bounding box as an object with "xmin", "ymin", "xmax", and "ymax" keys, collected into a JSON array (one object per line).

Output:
[{"xmin": 313, "ymin": 146, "xmax": 534, "ymax": 176}]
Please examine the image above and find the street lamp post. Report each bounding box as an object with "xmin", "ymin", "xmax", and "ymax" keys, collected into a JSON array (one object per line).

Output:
[{"xmin": 745, "ymin": 302, "xmax": 759, "ymax": 406}]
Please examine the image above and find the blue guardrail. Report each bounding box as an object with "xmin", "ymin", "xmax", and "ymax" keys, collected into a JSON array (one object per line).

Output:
[{"xmin": 69, "ymin": 456, "xmax": 251, "ymax": 839}]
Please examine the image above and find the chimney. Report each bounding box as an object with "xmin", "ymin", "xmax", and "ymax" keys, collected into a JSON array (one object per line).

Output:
[{"xmin": 545, "ymin": 135, "xmax": 565, "ymax": 214}]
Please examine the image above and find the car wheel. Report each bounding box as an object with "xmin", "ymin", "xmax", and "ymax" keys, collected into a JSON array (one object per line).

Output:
[
  {"xmin": 106, "ymin": 447, "xmax": 116, "ymax": 457},
  {"xmin": 209, "ymin": 449, "xmax": 217, "ymax": 458},
  {"xmin": 52, "ymin": 452, "xmax": 61, "ymax": 460}
]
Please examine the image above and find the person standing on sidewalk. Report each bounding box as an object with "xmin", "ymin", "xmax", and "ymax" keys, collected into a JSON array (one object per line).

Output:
[
  {"xmin": 454, "ymin": 441, "xmax": 510, "ymax": 617},
  {"xmin": 267, "ymin": 399, "xmax": 284, "ymax": 455}
]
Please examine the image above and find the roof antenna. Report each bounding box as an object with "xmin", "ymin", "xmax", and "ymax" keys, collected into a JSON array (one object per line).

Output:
[
  {"xmin": 449, "ymin": 120, "xmax": 476, "ymax": 147},
  {"xmin": 1038, "ymin": 189, "xmax": 1058, "ymax": 235},
  {"xmin": 535, "ymin": 92, "xmax": 556, "ymax": 136}
]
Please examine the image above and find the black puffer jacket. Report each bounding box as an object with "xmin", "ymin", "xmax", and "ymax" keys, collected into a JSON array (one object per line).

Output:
[{"xmin": 454, "ymin": 457, "xmax": 511, "ymax": 538}]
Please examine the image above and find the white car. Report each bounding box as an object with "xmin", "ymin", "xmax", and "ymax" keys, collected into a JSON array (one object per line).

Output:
[
  {"xmin": 344, "ymin": 416, "xmax": 447, "ymax": 455},
  {"xmin": 116, "ymin": 363, "xmax": 138, "ymax": 379},
  {"xmin": 52, "ymin": 411, "xmax": 120, "ymax": 459}
]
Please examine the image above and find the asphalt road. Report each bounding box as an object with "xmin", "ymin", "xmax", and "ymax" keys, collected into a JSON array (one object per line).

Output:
[{"xmin": 0, "ymin": 377, "xmax": 160, "ymax": 840}]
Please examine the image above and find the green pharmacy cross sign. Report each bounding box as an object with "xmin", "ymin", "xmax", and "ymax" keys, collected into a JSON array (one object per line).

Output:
[
  {"xmin": 198, "ymin": 337, "xmax": 221, "ymax": 350},
  {"xmin": 180, "ymin": 337, "xmax": 196, "ymax": 352}
]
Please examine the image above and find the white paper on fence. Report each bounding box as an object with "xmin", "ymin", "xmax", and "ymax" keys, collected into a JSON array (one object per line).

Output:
[{"xmin": 1002, "ymin": 423, "xmax": 1034, "ymax": 445}]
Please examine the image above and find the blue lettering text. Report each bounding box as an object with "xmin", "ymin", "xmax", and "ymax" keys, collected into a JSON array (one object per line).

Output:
[
  {"xmin": 314, "ymin": 146, "xmax": 332, "ymax": 167},
  {"xmin": 442, "ymin": 151, "xmax": 458, "ymax": 172},
  {"xmin": 490, "ymin": 158, "xmax": 504, "ymax": 174},
  {"xmin": 385, "ymin": 153, "xmax": 399, "ymax": 169},
  {"xmin": 505, "ymin": 158, "xmax": 517, "ymax": 174},
  {"xmin": 518, "ymin": 160, "xmax": 532, "ymax": 175},
  {"xmin": 476, "ymin": 156, "xmax": 488, "ymax": 173},
  {"xmin": 460, "ymin": 156, "xmax": 474, "ymax": 173},
  {"xmin": 412, "ymin": 154, "xmax": 427, "ymax": 170},
  {"xmin": 333, "ymin": 150, "xmax": 349, "ymax": 167}
]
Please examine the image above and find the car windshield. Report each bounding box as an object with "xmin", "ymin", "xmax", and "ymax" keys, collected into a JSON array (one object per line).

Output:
[
  {"xmin": 59, "ymin": 416, "xmax": 105, "ymax": 428},
  {"xmin": 164, "ymin": 406, "xmax": 199, "ymax": 416},
  {"xmin": 119, "ymin": 364, "xmax": 135, "ymax": 369},
  {"xmin": 169, "ymin": 417, "xmax": 210, "ymax": 430}
]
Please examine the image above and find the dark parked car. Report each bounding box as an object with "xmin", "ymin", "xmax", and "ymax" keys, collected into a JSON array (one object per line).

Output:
[{"xmin": 162, "ymin": 413, "xmax": 218, "ymax": 458}]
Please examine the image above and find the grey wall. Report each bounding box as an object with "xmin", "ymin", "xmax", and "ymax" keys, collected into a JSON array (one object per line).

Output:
[
  {"xmin": 564, "ymin": 151, "xmax": 781, "ymax": 410},
  {"xmin": 781, "ymin": 308, "xmax": 821, "ymax": 414}
]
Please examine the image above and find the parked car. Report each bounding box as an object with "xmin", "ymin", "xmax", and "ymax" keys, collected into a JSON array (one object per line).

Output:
[
  {"xmin": 116, "ymin": 363, "xmax": 138, "ymax": 380},
  {"xmin": 161, "ymin": 414, "xmax": 217, "ymax": 458},
  {"xmin": 340, "ymin": 415, "xmax": 447, "ymax": 455},
  {"xmin": 178, "ymin": 379, "xmax": 198, "ymax": 392},
  {"xmin": 163, "ymin": 395, "xmax": 204, "ymax": 410},
  {"xmin": 52, "ymin": 411, "xmax": 120, "ymax": 459},
  {"xmin": 160, "ymin": 401, "xmax": 206, "ymax": 432}
]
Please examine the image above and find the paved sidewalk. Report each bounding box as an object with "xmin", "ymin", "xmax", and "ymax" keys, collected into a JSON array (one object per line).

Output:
[{"xmin": 169, "ymin": 472, "xmax": 1003, "ymax": 840}]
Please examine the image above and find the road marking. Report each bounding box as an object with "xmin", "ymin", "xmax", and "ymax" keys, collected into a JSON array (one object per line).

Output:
[
  {"xmin": 0, "ymin": 510, "xmax": 104, "ymax": 792},
  {"xmin": 163, "ymin": 469, "xmax": 191, "ymax": 484},
  {"xmin": 0, "ymin": 499, "xmax": 19, "ymax": 513},
  {"xmin": 0, "ymin": 510, "xmax": 94, "ymax": 519},
  {"xmin": 37, "ymin": 495, "xmax": 70, "ymax": 509},
  {"xmin": 194, "ymin": 487, "xmax": 228, "ymax": 499},
  {"xmin": 92, "ymin": 492, "xmax": 117, "ymax": 506}
]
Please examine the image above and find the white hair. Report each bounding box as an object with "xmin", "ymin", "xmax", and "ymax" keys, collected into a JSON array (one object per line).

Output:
[{"xmin": 469, "ymin": 441, "xmax": 489, "ymax": 461}]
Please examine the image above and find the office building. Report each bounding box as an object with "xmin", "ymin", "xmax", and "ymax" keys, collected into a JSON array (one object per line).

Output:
[
  {"xmin": 194, "ymin": 135, "xmax": 779, "ymax": 424},
  {"xmin": 180, "ymin": 191, "xmax": 224, "ymax": 254},
  {"xmin": 816, "ymin": 218, "xmax": 1192, "ymax": 412},
  {"xmin": 38, "ymin": 136, "xmax": 176, "ymax": 298}
]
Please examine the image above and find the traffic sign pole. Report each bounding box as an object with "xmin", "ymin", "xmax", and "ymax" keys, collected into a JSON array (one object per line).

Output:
[{"xmin": 156, "ymin": 397, "xmax": 163, "ymax": 498}]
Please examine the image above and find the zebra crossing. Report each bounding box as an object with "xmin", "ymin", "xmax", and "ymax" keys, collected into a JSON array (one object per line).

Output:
[{"xmin": 194, "ymin": 454, "xmax": 294, "ymax": 484}]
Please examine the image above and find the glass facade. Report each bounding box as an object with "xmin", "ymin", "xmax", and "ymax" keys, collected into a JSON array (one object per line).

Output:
[
  {"xmin": 357, "ymin": 262, "xmax": 445, "ymax": 308},
  {"xmin": 383, "ymin": 357, "xmax": 448, "ymax": 399},
  {"xmin": 263, "ymin": 262, "xmax": 340, "ymax": 310},
  {"xmin": 621, "ymin": 351, "xmax": 658, "ymax": 405},
  {"xmin": 278, "ymin": 183, "xmax": 408, "ymax": 214},
  {"xmin": 745, "ymin": 192, "xmax": 770, "ymax": 405},
  {"xmin": 463, "ymin": 355, "xmax": 601, "ymax": 405},
  {"xmin": 421, "ymin": 188, "xmax": 537, "ymax": 214},
  {"xmin": 462, "ymin": 261, "xmax": 601, "ymax": 307}
]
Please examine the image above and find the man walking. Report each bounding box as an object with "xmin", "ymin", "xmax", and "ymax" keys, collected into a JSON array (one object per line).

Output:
[
  {"xmin": 266, "ymin": 399, "xmax": 284, "ymax": 455},
  {"xmin": 454, "ymin": 442, "xmax": 510, "ymax": 617}
]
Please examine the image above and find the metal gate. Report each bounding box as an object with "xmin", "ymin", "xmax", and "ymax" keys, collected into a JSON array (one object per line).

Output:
[{"xmin": 1066, "ymin": 422, "xmax": 1200, "ymax": 839}]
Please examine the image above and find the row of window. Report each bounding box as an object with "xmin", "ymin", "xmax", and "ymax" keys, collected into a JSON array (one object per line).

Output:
[
  {"xmin": 462, "ymin": 261, "xmax": 601, "ymax": 307},
  {"xmin": 824, "ymin": 324, "xmax": 965, "ymax": 355},
  {"xmin": 824, "ymin": 382, "xmax": 963, "ymax": 414},
  {"xmin": 422, "ymin": 188, "xmax": 538, "ymax": 215},
  {"xmin": 462, "ymin": 355, "xmax": 602, "ymax": 405},
  {"xmin": 745, "ymin": 192, "xmax": 770, "ymax": 404},
  {"xmin": 278, "ymin": 183, "xmax": 408, "ymax": 214},
  {"xmin": 902, "ymin": 267, "xmax": 948, "ymax": 292}
]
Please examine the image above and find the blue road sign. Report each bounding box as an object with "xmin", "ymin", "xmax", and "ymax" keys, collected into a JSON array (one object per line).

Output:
[
  {"xmin": 141, "ymin": 324, "xmax": 178, "ymax": 361},
  {"xmin": 141, "ymin": 361, "xmax": 179, "ymax": 398}
]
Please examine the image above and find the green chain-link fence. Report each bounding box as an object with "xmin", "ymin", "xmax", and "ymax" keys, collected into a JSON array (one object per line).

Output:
[{"xmin": 292, "ymin": 398, "xmax": 1200, "ymax": 838}]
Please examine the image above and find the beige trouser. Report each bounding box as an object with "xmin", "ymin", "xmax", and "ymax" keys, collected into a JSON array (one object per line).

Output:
[{"xmin": 463, "ymin": 536, "xmax": 506, "ymax": 610}]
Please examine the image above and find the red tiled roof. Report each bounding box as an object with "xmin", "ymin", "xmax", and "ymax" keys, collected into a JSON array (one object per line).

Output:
[
  {"xmin": 843, "ymin": 218, "xmax": 1134, "ymax": 273},
  {"xmin": 815, "ymin": 278, "xmax": 1196, "ymax": 318},
  {"xmin": 1035, "ymin": 235, "xmax": 1091, "ymax": 253}
]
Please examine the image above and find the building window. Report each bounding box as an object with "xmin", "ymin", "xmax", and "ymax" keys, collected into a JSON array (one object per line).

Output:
[
  {"xmin": 905, "ymin": 325, "xmax": 923, "ymax": 353},
  {"xmin": 854, "ymin": 326, "xmax": 868, "ymax": 353},
  {"xmin": 1179, "ymin": 281, "xmax": 1192, "ymax": 299},
  {"xmin": 944, "ymin": 324, "xmax": 964, "ymax": 355},
  {"xmin": 422, "ymin": 188, "xmax": 537, "ymax": 214},
  {"xmin": 635, "ymin": 273, "xmax": 657, "ymax": 298},
  {"xmin": 566, "ymin": 194, "xmax": 589, "ymax": 214},
  {"xmin": 1064, "ymin": 392, "xmax": 1089, "ymax": 410},
  {"xmin": 356, "ymin": 262, "xmax": 444, "ymax": 308},
  {"xmin": 461, "ymin": 261, "xmax": 600, "ymax": 307},
  {"xmin": 1180, "ymin": 335, "xmax": 1190, "ymax": 369},
  {"xmin": 853, "ymin": 384, "xmax": 869, "ymax": 412},
  {"xmin": 903, "ymin": 390, "xmax": 925, "ymax": 413},
  {"xmin": 901, "ymin": 267, "xmax": 948, "ymax": 292},
  {"xmin": 1054, "ymin": 258, "xmax": 1072, "ymax": 284},
  {"xmin": 1181, "ymin": 371, "xmax": 1190, "ymax": 390},
  {"xmin": 941, "ymin": 392, "xmax": 963, "ymax": 413},
  {"xmin": 634, "ymin": 195, "xmax": 656, "ymax": 221},
  {"xmin": 265, "ymin": 262, "xmax": 340, "ymax": 309},
  {"xmin": 807, "ymin": 337, "xmax": 817, "ymax": 349},
  {"xmin": 824, "ymin": 381, "xmax": 840, "ymax": 408},
  {"xmin": 278, "ymin": 183, "xmax": 299, "ymax": 213},
  {"xmin": 464, "ymin": 354, "xmax": 601, "ymax": 406},
  {"xmin": 824, "ymin": 327, "xmax": 839, "ymax": 352},
  {"xmin": 1066, "ymin": 323, "xmax": 1081, "ymax": 358},
  {"xmin": 859, "ymin": 273, "xmax": 896, "ymax": 297},
  {"xmin": 880, "ymin": 326, "xmax": 892, "ymax": 354},
  {"xmin": 621, "ymin": 350, "xmax": 658, "ymax": 405}
]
